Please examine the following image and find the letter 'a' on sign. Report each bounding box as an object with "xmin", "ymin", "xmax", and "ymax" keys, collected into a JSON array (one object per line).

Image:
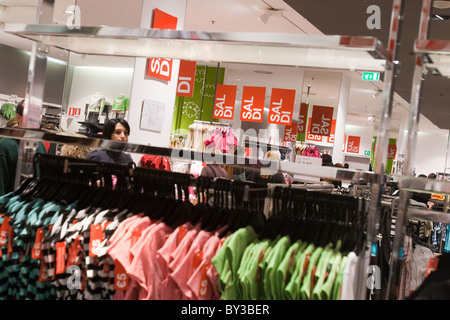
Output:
[
  {"xmin": 240, "ymin": 86, "xmax": 266, "ymax": 123},
  {"xmin": 146, "ymin": 9, "xmax": 178, "ymax": 81},
  {"xmin": 213, "ymin": 84, "xmax": 237, "ymax": 120},
  {"xmin": 268, "ymin": 88, "xmax": 296, "ymax": 125},
  {"xmin": 310, "ymin": 105, "xmax": 334, "ymax": 137}
]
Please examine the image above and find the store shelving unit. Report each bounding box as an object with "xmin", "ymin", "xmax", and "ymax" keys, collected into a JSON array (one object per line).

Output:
[
  {"xmin": 385, "ymin": 0, "xmax": 450, "ymax": 300},
  {"xmin": 1, "ymin": 0, "xmax": 410, "ymax": 300}
]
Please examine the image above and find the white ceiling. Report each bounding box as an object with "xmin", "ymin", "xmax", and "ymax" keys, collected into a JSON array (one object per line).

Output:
[{"xmin": 0, "ymin": 0, "xmax": 443, "ymax": 133}]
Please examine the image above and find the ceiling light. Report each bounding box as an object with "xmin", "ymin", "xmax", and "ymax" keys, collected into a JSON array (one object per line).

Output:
[
  {"xmin": 64, "ymin": 9, "xmax": 75, "ymax": 14},
  {"xmin": 368, "ymin": 116, "xmax": 375, "ymax": 120},
  {"xmin": 435, "ymin": 14, "xmax": 445, "ymax": 20}
]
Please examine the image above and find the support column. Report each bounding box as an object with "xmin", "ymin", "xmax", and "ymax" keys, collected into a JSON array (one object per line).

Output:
[
  {"xmin": 332, "ymin": 73, "xmax": 350, "ymax": 165},
  {"xmin": 14, "ymin": 0, "xmax": 54, "ymax": 189},
  {"xmin": 127, "ymin": 0, "xmax": 188, "ymax": 151}
]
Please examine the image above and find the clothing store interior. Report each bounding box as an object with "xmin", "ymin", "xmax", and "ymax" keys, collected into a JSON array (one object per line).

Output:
[{"xmin": 0, "ymin": 0, "xmax": 450, "ymax": 302}]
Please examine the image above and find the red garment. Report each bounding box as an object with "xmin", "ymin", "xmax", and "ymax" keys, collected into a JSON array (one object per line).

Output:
[{"xmin": 140, "ymin": 155, "xmax": 171, "ymax": 171}]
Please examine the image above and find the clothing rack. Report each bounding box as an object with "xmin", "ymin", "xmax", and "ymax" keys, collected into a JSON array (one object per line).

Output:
[{"xmin": 193, "ymin": 120, "xmax": 230, "ymax": 127}]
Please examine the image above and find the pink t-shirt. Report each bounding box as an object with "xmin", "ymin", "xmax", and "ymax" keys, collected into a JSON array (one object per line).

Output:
[
  {"xmin": 186, "ymin": 234, "xmax": 221, "ymax": 300},
  {"xmin": 107, "ymin": 216, "xmax": 153, "ymax": 272},
  {"xmin": 170, "ymin": 230, "xmax": 212, "ymax": 299},
  {"xmin": 168, "ymin": 224, "xmax": 201, "ymax": 272},
  {"xmin": 127, "ymin": 222, "xmax": 173, "ymax": 300}
]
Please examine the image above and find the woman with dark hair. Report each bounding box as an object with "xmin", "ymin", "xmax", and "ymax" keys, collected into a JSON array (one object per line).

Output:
[{"xmin": 86, "ymin": 118, "xmax": 134, "ymax": 165}]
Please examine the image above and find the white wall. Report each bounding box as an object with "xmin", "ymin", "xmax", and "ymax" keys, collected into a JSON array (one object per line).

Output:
[
  {"xmin": 64, "ymin": 66, "xmax": 134, "ymax": 133},
  {"xmin": 344, "ymin": 124, "xmax": 375, "ymax": 156},
  {"xmin": 414, "ymin": 131, "xmax": 449, "ymax": 176}
]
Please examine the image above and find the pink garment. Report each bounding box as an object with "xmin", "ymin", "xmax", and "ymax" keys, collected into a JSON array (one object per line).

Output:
[
  {"xmin": 170, "ymin": 230, "xmax": 212, "ymax": 299},
  {"xmin": 168, "ymin": 224, "xmax": 201, "ymax": 272},
  {"xmin": 186, "ymin": 234, "xmax": 221, "ymax": 300},
  {"xmin": 107, "ymin": 216, "xmax": 153, "ymax": 272},
  {"xmin": 127, "ymin": 222, "xmax": 173, "ymax": 300}
]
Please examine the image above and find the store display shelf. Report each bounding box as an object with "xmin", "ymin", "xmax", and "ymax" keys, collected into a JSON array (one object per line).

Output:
[
  {"xmin": 4, "ymin": 24, "xmax": 386, "ymax": 71},
  {"xmin": 407, "ymin": 207, "xmax": 450, "ymax": 224},
  {"xmin": 415, "ymin": 39, "xmax": 450, "ymax": 77},
  {"xmin": 398, "ymin": 175, "xmax": 450, "ymax": 195}
]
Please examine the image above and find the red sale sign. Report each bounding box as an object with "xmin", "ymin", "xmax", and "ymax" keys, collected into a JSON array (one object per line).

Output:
[
  {"xmin": 240, "ymin": 86, "xmax": 266, "ymax": 123},
  {"xmin": 213, "ymin": 84, "xmax": 237, "ymax": 120},
  {"xmin": 347, "ymin": 136, "xmax": 361, "ymax": 153},
  {"xmin": 284, "ymin": 122, "xmax": 298, "ymax": 142},
  {"xmin": 310, "ymin": 105, "xmax": 334, "ymax": 137},
  {"xmin": 176, "ymin": 60, "xmax": 197, "ymax": 97},
  {"xmin": 306, "ymin": 118, "xmax": 323, "ymax": 142},
  {"xmin": 297, "ymin": 103, "xmax": 308, "ymax": 134},
  {"xmin": 387, "ymin": 144, "xmax": 397, "ymax": 159},
  {"xmin": 327, "ymin": 120, "xmax": 337, "ymax": 144},
  {"xmin": 268, "ymin": 88, "xmax": 296, "ymax": 125},
  {"xmin": 147, "ymin": 9, "xmax": 178, "ymax": 81}
]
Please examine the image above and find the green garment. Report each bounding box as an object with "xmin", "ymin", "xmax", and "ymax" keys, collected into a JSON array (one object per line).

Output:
[
  {"xmin": 284, "ymin": 241, "xmax": 311, "ymax": 300},
  {"xmin": 276, "ymin": 240, "xmax": 303, "ymax": 300},
  {"xmin": 0, "ymin": 138, "xmax": 47, "ymax": 196},
  {"xmin": 332, "ymin": 255, "xmax": 348, "ymax": 300},
  {"xmin": 264, "ymin": 235, "xmax": 291, "ymax": 300},
  {"xmin": 211, "ymin": 226, "xmax": 258, "ymax": 300}
]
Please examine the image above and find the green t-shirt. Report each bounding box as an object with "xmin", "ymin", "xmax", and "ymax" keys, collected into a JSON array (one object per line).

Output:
[
  {"xmin": 264, "ymin": 235, "xmax": 291, "ymax": 300},
  {"xmin": 276, "ymin": 239, "xmax": 303, "ymax": 300},
  {"xmin": 332, "ymin": 255, "xmax": 348, "ymax": 300},
  {"xmin": 211, "ymin": 226, "xmax": 258, "ymax": 300},
  {"xmin": 285, "ymin": 242, "xmax": 315, "ymax": 300}
]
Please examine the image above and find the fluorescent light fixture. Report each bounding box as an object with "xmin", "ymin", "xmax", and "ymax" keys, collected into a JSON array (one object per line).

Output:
[
  {"xmin": 368, "ymin": 116, "xmax": 375, "ymax": 120},
  {"xmin": 435, "ymin": 14, "xmax": 445, "ymax": 20},
  {"xmin": 64, "ymin": 9, "xmax": 75, "ymax": 14}
]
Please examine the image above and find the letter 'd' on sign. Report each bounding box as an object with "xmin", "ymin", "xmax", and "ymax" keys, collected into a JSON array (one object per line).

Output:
[{"xmin": 310, "ymin": 105, "xmax": 334, "ymax": 137}]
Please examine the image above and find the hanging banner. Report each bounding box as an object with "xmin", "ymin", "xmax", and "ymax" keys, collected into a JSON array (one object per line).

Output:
[
  {"xmin": 268, "ymin": 88, "xmax": 296, "ymax": 125},
  {"xmin": 347, "ymin": 136, "xmax": 361, "ymax": 153},
  {"xmin": 310, "ymin": 105, "xmax": 334, "ymax": 137},
  {"xmin": 176, "ymin": 60, "xmax": 197, "ymax": 97},
  {"xmin": 147, "ymin": 9, "xmax": 178, "ymax": 81},
  {"xmin": 297, "ymin": 103, "xmax": 308, "ymax": 134},
  {"xmin": 387, "ymin": 143, "xmax": 397, "ymax": 160},
  {"xmin": 306, "ymin": 118, "xmax": 323, "ymax": 142},
  {"xmin": 240, "ymin": 86, "xmax": 266, "ymax": 123},
  {"xmin": 213, "ymin": 84, "xmax": 237, "ymax": 120},
  {"xmin": 327, "ymin": 120, "xmax": 337, "ymax": 144},
  {"xmin": 283, "ymin": 122, "xmax": 298, "ymax": 142}
]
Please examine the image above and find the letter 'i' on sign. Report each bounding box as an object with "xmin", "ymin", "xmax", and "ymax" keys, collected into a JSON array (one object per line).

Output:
[
  {"xmin": 176, "ymin": 60, "xmax": 197, "ymax": 97},
  {"xmin": 310, "ymin": 105, "xmax": 334, "ymax": 137},
  {"xmin": 240, "ymin": 86, "xmax": 266, "ymax": 123},
  {"xmin": 213, "ymin": 84, "xmax": 237, "ymax": 120},
  {"xmin": 146, "ymin": 9, "xmax": 178, "ymax": 81},
  {"xmin": 268, "ymin": 88, "xmax": 295, "ymax": 125}
]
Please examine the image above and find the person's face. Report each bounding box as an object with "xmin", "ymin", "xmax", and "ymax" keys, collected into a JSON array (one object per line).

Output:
[{"xmin": 111, "ymin": 123, "xmax": 129, "ymax": 142}]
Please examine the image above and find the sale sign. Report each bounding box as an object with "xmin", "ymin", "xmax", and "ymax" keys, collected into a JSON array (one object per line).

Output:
[
  {"xmin": 310, "ymin": 105, "xmax": 334, "ymax": 137},
  {"xmin": 387, "ymin": 144, "xmax": 397, "ymax": 159},
  {"xmin": 327, "ymin": 120, "xmax": 337, "ymax": 144},
  {"xmin": 347, "ymin": 136, "xmax": 361, "ymax": 153},
  {"xmin": 213, "ymin": 84, "xmax": 237, "ymax": 120},
  {"xmin": 307, "ymin": 118, "xmax": 323, "ymax": 142},
  {"xmin": 147, "ymin": 9, "xmax": 178, "ymax": 81},
  {"xmin": 268, "ymin": 88, "xmax": 296, "ymax": 125},
  {"xmin": 240, "ymin": 86, "xmax": 266, "ymax": 123},
  {"xmin": 297, "ymin": 103, "xmax": 308, "ymax": 134},
  {"xmin": 284, "ymin": 122, "xmax": 298, "ymax": 142},
  {"xmin": 176, "ymin": 60, "xmax": 197, "ymax": 97}
]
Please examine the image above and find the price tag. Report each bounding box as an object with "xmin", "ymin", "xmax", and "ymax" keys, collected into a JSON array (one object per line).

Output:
[
  {"xmin": 114, "ymin": 260, "xmax": 129, "ymax": 291},
  {"xmin": 89, "ymin": 224, "xmax": 103, "ymax": 257},
  {"xmin": 32, "ymin": 228, "xmax": 45, "ymax": 259},
  {"xmin": 55, "ymin": 242, "xmax": 66, "ymax": 274}
]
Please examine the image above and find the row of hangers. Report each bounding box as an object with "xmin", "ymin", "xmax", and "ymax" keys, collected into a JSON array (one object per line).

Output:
[{"xmin": 14, "ymin": 154, "xmax": 368, "ymax": 249}]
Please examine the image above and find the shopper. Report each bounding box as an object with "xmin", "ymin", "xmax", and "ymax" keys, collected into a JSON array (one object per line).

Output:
[
  {"xmin": 0, "ymin": 100, "xmax": 47, "ymax": 196},
  {"xmin": 246, "ymin": 150, "xmax": 285, "ymax": 184},
  {"xmin": 86, "ymin": 118, "xmax": 134, "ymax": 165}
]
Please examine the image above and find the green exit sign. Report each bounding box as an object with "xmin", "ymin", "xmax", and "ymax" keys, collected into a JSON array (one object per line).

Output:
[
  {"xmin": 362, "ymin": 72, "xmax": 380, "ymax": 81},
  {"xmin": 364, "ymin": 151, "xmax": 371, "ymax": 156}
]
